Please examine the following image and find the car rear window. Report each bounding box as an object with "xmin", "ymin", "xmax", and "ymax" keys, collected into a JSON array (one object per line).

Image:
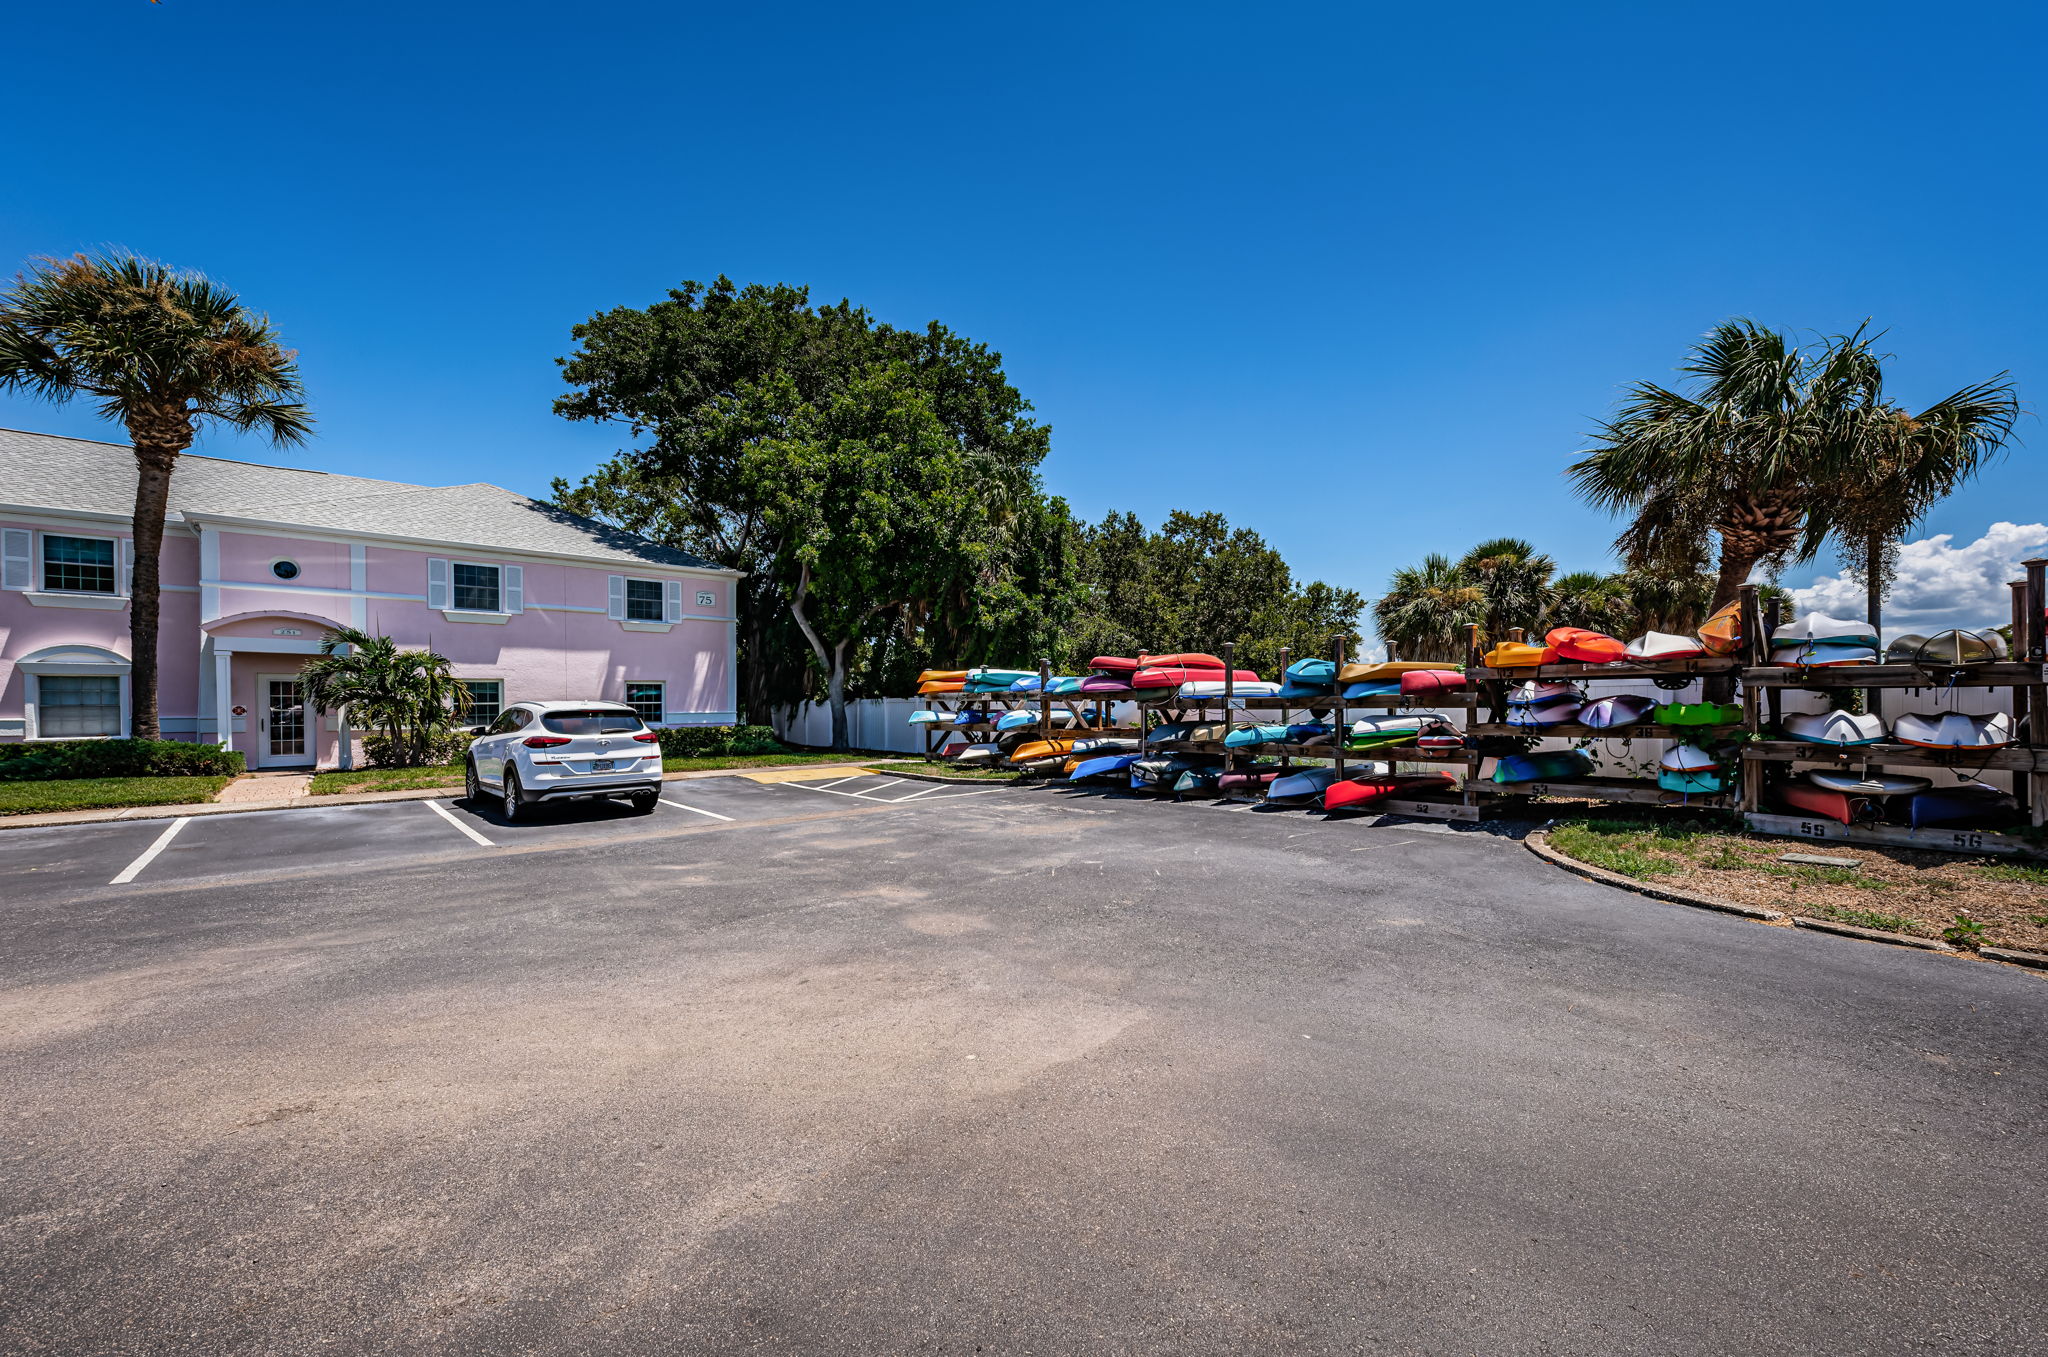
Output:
[{"xmin": 539, "ymin": 709, "xmax": 645, "ymax": 735}]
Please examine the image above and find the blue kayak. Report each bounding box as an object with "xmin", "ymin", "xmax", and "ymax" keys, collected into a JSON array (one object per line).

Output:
[
  {"xmin": 1224, "ymin": 723, "xmax": 1291, "ymax": 748},
  {"xmin": 1070, "ymin": 753, "xmax": 1140, "ymax": 780},
  {"xmin": 1491, "ymin": 749, "xmax": 1595, "ymax": 784},
  {"xmin": 1285, "ymin": 657, "xmax": 1338, "ymax": 684},
  {"xmin": 1341, "ymin": 681, "xmax": 1402, "ymax": 700}
]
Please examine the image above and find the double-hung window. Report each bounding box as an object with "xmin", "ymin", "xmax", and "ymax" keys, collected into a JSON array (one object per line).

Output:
[
  {"xmin": 44, "ymin": 535, "xmax": 117, "ymax": 594},
  {"xmin": 625, "ymin": 578, "xmax": 665, "ymax": 622},
  {"xmin": 452, "ymin": 563, "xmax": 501, "ymax": 612},
  {"xmin": 38, "ymin": 675, "xmax": 122, "ymax": 737},
  {"xmin": 458, "ymin": 679, "xmax": 503, "ymax": 725},
  {"xmin": 624, "ymin": 682, "xmax": 665, "ymax": 725}
]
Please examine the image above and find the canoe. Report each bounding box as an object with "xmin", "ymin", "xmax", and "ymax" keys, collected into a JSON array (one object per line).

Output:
[
  {"xmin": 917, "ymin": 680, "xmax": 966, "ymax": 695},
  {"xmin": 1323, "ymin": 772, "xmax": 1458, "ymax": 810},
  {"xmin": 1139, "ymin": 652, "xmax": 1226, "ymax": 669},
  {"xmin": 1782, "ymin": 711, "xmax": 1886, "ymax": 746},
  {"xmin": 1697, "ymin": 602, "xmax": 1742, "ymax": 657},
  {"xmin": 1778, "ymin": 782, "xmax": 1862, "ymax": 823},
  {"xmin": 1088, "ymin": 656, "xmax": 1141, "ymax": 674},
  {"xmin": 916, "ymin": 669, "xmax": 968, "ymax": 684},
  {"xmin": 1624, "ymin": 631, "xmax": 1706, "ymax": 662},
  {"xmin": 1133, "ymin": 665, "xmax": 1261, "ymax": 688},
  {"xmin": 1772, "ymin": 613, "xmax": 1879, "ymax": 647},
  {"xmin": 1337, "ymin": 660, "xmax": 1456, "ymax": 683},
  {"xmin": 1481, "ymin": 642, "xmax": 1558, "ymax": 668},
  {"xmin": 1771, "ymin": 642, "xmax": 1879, "ymax": 667},
  {"xmin": 1808, "ymin": 770, "xmax": 1932, "ymax": 796},
  {"xmin": 1887, "ymin": 629, "xmax": 2009, "ymax": 665},
  {"xmin": 1580, "ymin": 694, "xmax": 1656, "ymax": 729},
  {"xmin": 1491, "ymin": 749, "xmax": 1595, "ymax": 783},
  {"xmin": 1506, "ymin": 702, "xmax": 1583, "ymax": 729},
  {"xmin": 1655, "ymin": 701, "xmax": 1742, "ymax": 727},
  {"xmin": 1507, "ymin": 680, "xmax": 1580, "ymax": 707},
  {"xmin": 1341, "ymin": 681, "xmax": 1403, "ymax": 700},
  {"xmin": 1907, "ymin": 783, "xmax": 2014, "ymax": 828},
  {"xmin": 1069, "ymin": 752, "xmax": 1140, "ymax": 780},
  {"xmin": 1546, "ymin": 627, "xmax": 1626, "ymax": 664},
  {"xmin": 1399, "ymin": 669, "xmax": 1468, "ymax": 695},
  {"xmin": 1267, "ymin": 767, "xmax": 1342, "ymax": 801},
  {"xmin": 1172, "ymin": 679, "xmax": 1282, "ymax": 698},
  {"xmin": 1892, "ymin": 711, "xmax": 2015, "ymax": 750}
]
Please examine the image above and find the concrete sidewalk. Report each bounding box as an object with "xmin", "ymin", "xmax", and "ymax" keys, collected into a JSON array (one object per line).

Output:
[{"xmin": 0, "ymin": 761, "xmax": 885, "ymax": 831}]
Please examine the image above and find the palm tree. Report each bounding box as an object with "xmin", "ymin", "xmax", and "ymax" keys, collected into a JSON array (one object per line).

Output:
[
  {"xmin": 1569, "ymin": 320, "xmax": 1881, "ymax": 610},
  {"xmin": 0, "ymin": 253, "xmax": 311, "ymax": 737},
  {"xmin": 1548, "ymin": 571, "xmax": 1635, "ymax": 634},
  {"xmin": 1455, "ymin": 537, "xmax": 1555, "ymax": 642},
  {"xmin": 300, "ymin": 627, "xmax": 467, "ymax": 767},
  {"xmin": 1795, "ymin": 336, "xmax": 2018, "ymax": 635},
  {"xmin": 1372, "ymin": 554, "xmax": 1481, "ymax": 661}
]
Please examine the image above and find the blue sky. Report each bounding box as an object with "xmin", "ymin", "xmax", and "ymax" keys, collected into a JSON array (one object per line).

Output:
[{"xmin": 5, "ymin": 1, "xmax": 2043, "ymax": 640}]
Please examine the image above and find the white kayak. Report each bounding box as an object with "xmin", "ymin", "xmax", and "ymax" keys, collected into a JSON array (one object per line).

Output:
[
  {"xmin": 1887, "ymin": 629, "xmax": 2009, "ymax": 665},
  {"xmin": 1624, "ymin": 630, "xmax": 1706, "ymax": 661},
  {"xmin": 1771, "ymin": 612, "xmax": 1880, "ymax": 647},
  {"xmin": 1580, "ymin": 694, "xmax": 1656, "ymax": 729},
  {"xmin": 1783, "ymin": 711, "xmax": 1887, "ymax": 746},
  {"xmin": 1771, "ymin": 641, "xmax": 1879, "ymax": 667},
  {"xmin": 1173, "ymin": 680, "xmax": 1283, "ymax": 699},
  {"xmin": 951, "ymin": 742, "xmax": 1003, "ymax": 765},
  {"xmin": 1659, "ymin": 743, "xmax": 1720, "ymax": 772},
  {"xmin": 1892, "ymin": 711, "xmax": 2016, "ymax": 750},
  {"xmin": 1507, "ymin": 680, "xmax": 1580, "ymax": 707},
  {"xmin": 1808, "ymin": 770, "xmax": 1933, "ymax": 796}
]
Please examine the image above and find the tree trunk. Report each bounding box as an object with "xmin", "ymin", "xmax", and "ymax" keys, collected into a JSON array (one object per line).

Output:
[
  {"xmin": 123, "ymin": 410, "xmax": 194, "ymax": 741},
  {"xmin": 785, "ymin": 565, "xmax": 842, "ymax": 750},
  {"xmin": 828, "ymin": 639, "xmax": 851, "ymax": 752},
  {"xmin": 1864, "ymin": 530, "xmax": 1884, "ymax": 639},
  {"xmin": 1710, "ymin": 497, "xmax": 1803, "ymax": 610}
]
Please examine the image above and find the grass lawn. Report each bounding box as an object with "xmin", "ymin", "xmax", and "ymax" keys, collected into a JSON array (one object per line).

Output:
[
  {"xmin": 1544, "ymin": 815, "xmax": 2048, "ymax": 952},
  {"xmin": 309, "ymin": 764, "xmax": 464, "ymax": 796},
  {"xmin": 308, "ymin": 750, "xmax": 886, "ymax": 796},
  {"xmin": 0, "ymin": 775, "xmax": 234, "ymax": 816},
  {"xmin": 870, "ymin": 759, "xmax": 1022, "ymax": 781}
]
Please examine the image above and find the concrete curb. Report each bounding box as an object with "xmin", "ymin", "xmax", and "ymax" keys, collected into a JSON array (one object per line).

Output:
[
  {"xmin": 1523, "ymin": 829, "xmax": 1787, "ymax": 922},
  {"xmin": 0, "ymin": 760, "xmax": 889, "ymax": 831},
  {"xmin": 1982, "ymin": 945, "xmax": 2048, "ymax": 971},
  {"xmin": 1791, "ymin": 916, "xmax": 1955, "ymax": 953}
]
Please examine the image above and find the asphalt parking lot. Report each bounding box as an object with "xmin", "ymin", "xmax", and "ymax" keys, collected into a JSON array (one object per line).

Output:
[{"xmin": 2, "ymin": 777, "xmax": 2044, "ymax": 1355}]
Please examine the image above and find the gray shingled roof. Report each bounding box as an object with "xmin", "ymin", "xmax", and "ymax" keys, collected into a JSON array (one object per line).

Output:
[{"xmin": 0, "ymin": 427, "xmax": 729, "ymax": 573}]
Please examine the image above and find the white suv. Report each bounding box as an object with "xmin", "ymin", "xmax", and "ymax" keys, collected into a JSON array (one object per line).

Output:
[{"xmin": 464, "ymin": 700, "xmax": 664, "ymax": 819}]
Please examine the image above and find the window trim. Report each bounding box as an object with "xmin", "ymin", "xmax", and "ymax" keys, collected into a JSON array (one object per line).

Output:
[
  {"xmin": 623, "ymin": 577, "xmax": 666, "ymax": 623},
  {"xmin": 270, "ymin": 557, "xmax": 302, "ymax": 581},
  {"xmin": 22, "ymin": 667, "xmax": 131, "ymax": 741},
  {"xmin": 457, "ymin": 678, "xmax": 505, "ymax": 726},
  {"xmin": 623, "ymin": 681, "xmax": 666, "ymax": 726},
  {"xmin": 449, "ymin": 559, "xmax": 504, "ymax": 614},
  {"xmin": 40, "ymin": 530, "xmax": 121, "ymax": 597}
]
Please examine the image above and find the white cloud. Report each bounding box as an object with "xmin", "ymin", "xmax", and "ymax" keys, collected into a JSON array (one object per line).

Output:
[{"xmin": 1790, "ymin": 522, "xmax": 2048, "ymax": 636}]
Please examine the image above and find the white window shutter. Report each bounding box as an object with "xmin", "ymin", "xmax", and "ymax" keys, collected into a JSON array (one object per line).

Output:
[
  {"xmin": 664, "ymin": 579, "xmax": 682, "ymax": 623},
  {"xmin": 1, "ymin": 529, "xmax": 30, "ymax": 591},
  {"xmin": 607, "ymin": 575, "xmax": 626, "ymax": 621},
  {"xmin": 503, "ymin": 564, "xmax": 523, "ymax": 614},
  {"xmin": 120, "ymin": 538, "xmax": 135, "ymax": 596},
  {"xmin": 427, "ymin": 557, "xmax": 450, "ymax": 609}
]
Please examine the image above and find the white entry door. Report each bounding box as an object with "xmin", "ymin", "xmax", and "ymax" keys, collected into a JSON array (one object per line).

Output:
[{"xmin": 255, "ymin": 673, "xmax": 314, "ymax": 768}]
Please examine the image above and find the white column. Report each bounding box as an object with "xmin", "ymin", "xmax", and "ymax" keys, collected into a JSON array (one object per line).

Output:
[{"xmin": 214, "ymin": 648, "xmax": 234, "ymax": 752}]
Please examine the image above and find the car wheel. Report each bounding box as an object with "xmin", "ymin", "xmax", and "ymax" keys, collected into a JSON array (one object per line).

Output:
[
  {"xmin": 629, "ymin": 791, "xmax": 658, "ymax": 815},
  {"xmin": 503, "ymin": 766, "xmax": 525, "ymax": 821},
  {"xmin": 464, "ymin": 759, "xmax": 483, "ymax": 806}
]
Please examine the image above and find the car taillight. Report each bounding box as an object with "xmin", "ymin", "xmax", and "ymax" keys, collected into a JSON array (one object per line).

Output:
[
  {"xmin": 632, "ymin": 732, "xmax": 660, "ymax": 743},
  {"xmin": 523, "ymin": 735, "xmax": 570, "ymax": 747}
]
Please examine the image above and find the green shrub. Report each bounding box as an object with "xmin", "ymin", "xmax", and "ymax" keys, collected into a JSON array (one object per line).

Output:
[
  {"xmin": 656, "ymin": 725, "xmax": 785, "ymax": 758},
  {"xmin": 363, "ymin": 729, "xmax": 472, "ymax": 769},
  {"xmin": 0, "ymin": 738, "xmax": 245, "ymax": 782}
]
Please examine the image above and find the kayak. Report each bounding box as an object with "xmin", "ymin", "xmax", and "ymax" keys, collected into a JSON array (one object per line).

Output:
[
  {"xmin": 1345, "ymin": 714, "xmax": 1440, "ymax": 749},
  {"xmin": 1338, "ymin": 661, "xmax": 1454, "ymax": 683},
  {"xmin": 916, "ymin": 669, "xmax": 968, "ymax": 684},
  {"xmin": 908, "ymin": 710, "xmax": 940, "ymax": 725},
  {"xmin": 1772, "ymin": 613, "xmax": 1879, "ymax": 647},
  {"xmin": 1492, "ymin": 749, "xmax": 1595, "ymax": 783},
  {"xmin": 1341, "ymin": 680, "xmax": 1404, "ymax": 700},
  {"xmin": 1078, "ymin": 675, "xmax": 1133, "ymax": 694},
  {"xmin": 1276, "ymin": 678, "xmax": 1337, "ymax": 699},
  {"xmin": 1907, "ymin": 783, "xmax": 2014, "ymax": 828},
  {"xmin": 1285, "ymin": 658, "xmax": 1338, "ymax": 685},
  {"xmin": 1399, "ymin": 670, "xmax": 1467, "ymax": 695},
  {"xmin": 1173, "ymin": 679, "xmax": 1283, "ymax": 699},
  {"xmin": 1658, "ymin": 768, "xmax": 1727, "ymax": 795},
  {"xmin": 1088, "ymin": 656, "xmax": 1141, "ymax": 674},
  {"xmin": 1778, "ymin": 781, "xmax": 1863, "ymax": 823},
  {"xmin": 1218, "ymin": 768, "xmax": 1286, "ymax": 791},
  {"xmin": 1887, "ymin": 629, "xmax": 2008, "ymax": 665},
  {"xmin": 1267, "ymin": 767, "xmax": 1342, "ymax": 801},
  {"xmin": 1507, "ymin": 680, "xmax": 1580, "ymax": 707},
  {"xmin": 1697, "ymin": 601, "xmax": 1742, "ymax": 657},
  {"xmin": 1069, "ymin": 753, "xmax": 1140, "ymax": 780},
  {"xmin": 1323, "ymin": 772, "xmax": 1458, "ymax": 810},
  {"xmin": 1009, "ymin": 738, "xmax": 1081, "ymax": 763},
  {"xmin": 1783, "ymin": 711, "xmax": 1886, "ymax": 746},
  {"xmin": 1224, "ymin": 723, "xmax": 1291, "ymax": 748},
  {"xmin": 1808, "ymin": 770, "xmax": 1932, "ymax": 796},
  {"xmin": 1173, "ymin": 767, "xmax": 1225, "ymax": 793},
  {"xmin": 953, "ymin": 742, "xmax": 1003, "ymax": 765},
  {"xmin": 1624, "ymin": 631, "xmax": 1706, "ymax": 662},
  {"xmin": 1133, "ymin": 666, "xmax": 1261, "ymax": 688},
  {"xmin": 1481, "ymin": 642, "xmax": 1558, "ymax": 668},
  {"xmin": 1546, "ymin": 627, "xmax": 1626, "ymax": 664},
  {"xmin": 1580, "ymin": 694, "xmax": 1656, "ymax": 729},
  {"xmin": 1892, "ymin": 711, "xmax": 2015, "ymax": 750},
  {"xmin": 1506, "ymin": 701, "xmax": 1582, "ymax": 728},
  {"xmin": 1771, "ymin": 641, "xmax": 1879, "ymax": 667},
  {"xmin": 1139, "ymin": 652, "xmax": 1226, "ymax": 669},
  {"xmin": 1071, "ymin": 736, "xmax": 1140, "ymax": 755},
  {"xmin": 917, "ymin": 680, "xmax": 966, "ymax": 695},
  {"xmin": 1655, "ymin": 701, "xmax": 1743, "ymax": 726},
  {"xmin": 995, "ymin": 708, "xmax": 1076, "ymax": 732}
]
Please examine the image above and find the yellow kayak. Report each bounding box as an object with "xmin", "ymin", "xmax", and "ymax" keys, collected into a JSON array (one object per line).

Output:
[
  {"xmin": 1009, "ymin": 737, "xmax": 1080, "ymax": 763},
  {"xmin": 1337, "ymin": 660, "xmax": 1457, "ymax": 683},
  {"xmin": 917, "ymin": 668, "xmax": 969, "ymax": 684}
]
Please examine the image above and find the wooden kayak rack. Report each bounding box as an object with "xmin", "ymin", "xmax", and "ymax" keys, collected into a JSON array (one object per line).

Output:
[{"xmin": 911, "ymin": 561, "xmax": 2048, "ymax": 852}]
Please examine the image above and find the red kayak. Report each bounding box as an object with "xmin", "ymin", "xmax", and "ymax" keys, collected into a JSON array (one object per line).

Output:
[
  {"xmin": 1323, "ymin": 772, "xmax": 1458, "ymax": 810},
  {"xmin": 1218, "ymin": 769, "xmax": 1284, "ymax": 790},
  {"xmin": 1133, "ymin": 665, "xmax": 1261, "ymax": 688},
  {"xmin": 1398, "ymin": 669, "xmax": 1467, "ymax": 695},
  {"xmin": 1088, "ymin": 656, "xmax": 1140, "ymax": 674},
  {"xmin": 1546, "ymin": 627, "xmax": 1626, "ymax": 664},
  {"xmin": 1777, "ymin": 782, "xmax": 1863, "ymax": 825},
  {"xmin": 1139, "ymin": 652, "xmax": 1225, "ymax": 669}
]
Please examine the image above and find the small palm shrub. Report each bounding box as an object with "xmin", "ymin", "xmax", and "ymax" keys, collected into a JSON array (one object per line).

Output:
[{"xmin": 301, "ymin": 627, "xmax": 467, "ymax": 767}]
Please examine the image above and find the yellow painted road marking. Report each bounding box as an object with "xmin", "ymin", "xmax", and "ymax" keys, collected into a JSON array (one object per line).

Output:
[{"xmin": 736, "ymin": 765, "xmax": 876, "ymax": 784}]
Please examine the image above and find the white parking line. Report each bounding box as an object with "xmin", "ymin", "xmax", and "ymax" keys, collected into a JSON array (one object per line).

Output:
[
  {"xmin": 109, "ymin": 817, "xmax": 190, "ymax": 885},
  {"xmin": 425, "ymin": 798, "xmax": 496, "ymax": 847},
  {"xmin": 660, "ymin": 798, "xmax": 734, "ymax": 821},
  {"xmin": 809, "ymin": 776, "xmax": 863, "ymax": 791},
  {"xmin": 776, "ymin": 779, "xmax": 1012, "ymax": 803}
]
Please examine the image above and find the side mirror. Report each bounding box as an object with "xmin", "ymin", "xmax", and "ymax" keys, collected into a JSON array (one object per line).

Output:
[{"xmin": 463, "ymin": 725, "xmax": 488, "ymax": 737}]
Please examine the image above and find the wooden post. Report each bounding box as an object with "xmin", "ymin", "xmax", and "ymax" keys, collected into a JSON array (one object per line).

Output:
[
  {"xmin": 1463, "ymin": 623, "xmax": 1483, "ymax": 809},
  {"xmin": 2015, "ymin": 582, "xmax": 2042, "ymax": 826},
  {"xmin": 1737, "ymin": 586, "xmax": 1763, "ymax": 812},
  {"xmin": 2026, "ymin": 559, "xmax": 2047, "ymax": 662},
  {"xmin": 1332, "ymin": 633, "xmax": 1349, "ymax": 786},
  {"xmin": 1763, "ymin": 594, "xmax": 1783, "ymax": 734},
  {"xmin": 1037, "ymin": 657, "xmax": 1051, "ymax": 749}
]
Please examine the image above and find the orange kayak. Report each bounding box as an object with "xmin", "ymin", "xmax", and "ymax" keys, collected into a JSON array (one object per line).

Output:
[
  {"xmin": 1009, "ymin": 737, "xmax": 1080, "ymax": 763},
  {"xmin": 917, "ymin": 680, "xmax": 966, "ymax": 695},
  {"xmin": 917, "ymin": 669, "xmax": 969, "ymax": 684},
  {"xmin": 1698, "ymin": 602, "xmax": 1742, "ymax": 657}
]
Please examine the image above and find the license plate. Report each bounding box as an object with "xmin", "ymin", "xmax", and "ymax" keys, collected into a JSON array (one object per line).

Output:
[{"xmin": 591, "ymin": 759, "xmax": 614, "ymax": 772}]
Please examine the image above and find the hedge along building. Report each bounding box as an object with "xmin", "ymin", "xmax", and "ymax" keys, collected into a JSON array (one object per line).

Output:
[{"xmin": 0, "ymin": 428, "xmax": 740, "ymax": 769}]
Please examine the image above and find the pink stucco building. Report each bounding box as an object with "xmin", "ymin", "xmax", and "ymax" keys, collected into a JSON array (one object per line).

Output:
[{"xmin": 0, "ymin": 428, "xmax": 740, "ymax": 769}]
